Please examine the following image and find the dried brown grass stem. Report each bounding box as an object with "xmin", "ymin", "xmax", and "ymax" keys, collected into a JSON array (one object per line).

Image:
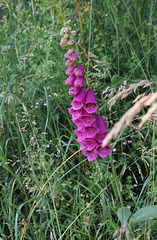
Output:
[{"xmin": 102, "ymin": 92, "xmax": 157, "ymax": 148}]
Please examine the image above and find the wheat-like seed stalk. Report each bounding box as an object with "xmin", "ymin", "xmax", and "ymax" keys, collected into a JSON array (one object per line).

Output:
[
  {"xmin": 107, "ymin": 80, "xmax": 153, "ymax": 110},
  {"xmin": 102, "ymin": 92, "xmax": 157, "ymax": 148}
]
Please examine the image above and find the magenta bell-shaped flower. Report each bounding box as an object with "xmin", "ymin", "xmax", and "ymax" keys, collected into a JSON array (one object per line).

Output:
[
  {"xmin": 65, "ymin": 73, "xmax": 76, "ymax": 85},
  {"xmin": 82, "ymin": 138, "xmax": 97, "ymax": 151},
  {"xmin": 74, "ymin": 128, "xmax": 87, "ymax": 142},
  {"xmin": 74, "ymin": 76, "xmax": 84, "ymax": 87},
  {"xmin": 68, "ymin": 107, "xmax": 82, "ymax": 120},
  {"xmin": 74, "ymin": 64, "xmax": 85, "ymax": 77},
  {"xmin": 66, "ymin": 64, "xmax": 76, "ymax": 75},
  {"xmin": 94, "ymin": 144, "xmax": 112, "ymax": 157},
  {"xmin": 69, "ymin": 85, "xmax": 80, "ymax": 96},
  {"xmin": 95, "ymin": 113, "xmax": 108, "ymax": 143},
  {"xmin": 79, "ymin": 141, "xmax": 86, "ymax": 150},
  {"xmin": 84, "ymin": 88, "xmax": 99, "ymax": 113},
  {"xmin": 84, "ymin": 121, "xmax": 99, "ymax": 138},
  {"xmin": 83, "ymin": 149, "xmax": 98, "ymax": 161},
  {"xmin": 64, "ymin": 49, "xmax": 73, "ymax": 58},
  {"xmin": 72, "ymin": 110, "xmax": 95, "ymax": 127},
  {"xmin": 71, "ymin": 86, "xmax": 86, "ymax": 110}
]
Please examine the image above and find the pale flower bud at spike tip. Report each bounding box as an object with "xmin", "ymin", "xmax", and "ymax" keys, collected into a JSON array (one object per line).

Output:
[
  {"xmin": 61, "ymin": 37, "xmax": 67, "ymax": 43},
  {"xmin": 68, "ymin": 39, "xmax": 74, "ymax": 45},
  {"xmin": 71, "ymin": 30, "xmax": 76, "ymax": 36},
  {"xmin": 64, "ymin": 33, "xmax": 69, "ymax": 38},
  {"xmin": 60, "ymin": 41, "xmax": 68, "ymax": 47},
  {"xmin": 64, "ymin": 49, "xmax": 73, "ymax": 58},
  {"xmin": 64, "ymin": 27, "xmax": 69, "ymax": 33},
  {"xmin": 60, "ymin": 28, "xmax": 64, "ymax": 36}
]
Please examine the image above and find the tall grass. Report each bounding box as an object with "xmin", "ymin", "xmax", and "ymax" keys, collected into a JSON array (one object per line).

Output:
[{"xmin": 0, "ymin": 0, "xmax": 157, "ymax": 239}]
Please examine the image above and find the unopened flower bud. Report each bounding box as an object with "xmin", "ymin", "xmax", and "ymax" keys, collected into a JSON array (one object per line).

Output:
[
  {"xmin": 68, "ymin": 39, "xmax": 74, "ymax": 45},
  {"xmin": 71, "ymin": 30, "xmax": 76, "ymax": 36},
  {"xmin": 64, "ymin": 49, "xmax": 73, "ymax": 58},
  {"xmin": 64, "ymin": 27, "xmax": 69, "ymax": 33},
  {"xmin": 69, "ymin": 85, "xmax": 80, "ymax": 95},
  {"xmin": 60, "ymin": 28, "xmax": 64, "ymax": 36},
  {"xmin": 74, "ymin": 64, "xmax": 84, "ymax": 77},
  {"xmin": 60, "ymin": 42, "xmax": 68, "ymax": 47},
  {"xmin": 66, "ymin": 64, "xmax": 76, "ymax": 75},
  {"xmin": 70, "ymin": 52, "xmax": 79, "ymax": 61},
  {"xmin": 65, "ymin": 58, "xmax": 73, "ymax": 66},
  {"xmin": 61, "ymin": 37, "xmax": 67, "ymax": 43},
  {"xmin": 64, "ymin": 33, "xmax": 69, "ymax": 38}
]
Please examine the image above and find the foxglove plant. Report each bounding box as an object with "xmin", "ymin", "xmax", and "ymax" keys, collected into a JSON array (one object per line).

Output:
[{"xmin": 60, "ymin": 23, "xmax": 112, "ymax": 161}]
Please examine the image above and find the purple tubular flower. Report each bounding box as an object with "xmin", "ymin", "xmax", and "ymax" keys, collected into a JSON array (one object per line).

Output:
[
  {"xmin": 95, "ymin": 132, "xmax": 108, "ymax": 143},
  {"xmin": 84, "ymin": 88, "xmax": 99, "ymax": 113},
  {"xmin": 65, "ymin": 58, "xmax": 73, "ymax": 66},
  {"xmin": 82, "ymin": 139, "xmax": 97, "ymax": 151},
  {"xmin": 79, "ymin": 142, "xmax": 86, "ymax": 150},
  {"xmin": 95, "ymin": 113, "xmax": 108, "ymax": 143},
  {"xmin": 69, "ymin": 85, "xmax": 80, "ymax": 96},
  {"xmin": 65, "ymin": 73, "xmax": 76, "ymax": 85},
  {"xmin": 84, "ymin": 121, "xmax": 99, "ymax": 138},
  {"xmin": 70, "ymin": 52, "xmax": 79, "ymax": 61},
  {"xmin": 66, "ymin": 64, "xmax": 76, "ymax": 75},
  {"xmin": 74, "ymin": 64, "xmax": 85, "ymax": 77},
  {"xmin": 72, "ymin": 118, "xmax": 84, "ymax": 130},
  {"xmin": 83, "ymin": 149, "xmax": 97, "ymax": 161},
  {"xmin": 68, "ymin": 39, "xmax": 74, "ymax": 45},
  {"xmin": 74, "ymin": 76, "xmax": 84, "ymax": 87},
  {"xmin": 64, "ymin": 49, "xmax": 73, "ymax": 58},
  {"xmin": 94, "ymin": 144, "xmax": 112, "ymax": 157},
  {"xmin": 74, "ymin": 128, "xmax": 87, "ymax": 142},
  {"xmin": 73, "ymin": 110, "xmax": 95, "ymax": 127},
  {"xmin": 71, "ymin": 86, "xmax": 86, "ymax": 110},
  {"xmin": 68, "ymin": 107, "xmax": 82, "ymax": 120}
]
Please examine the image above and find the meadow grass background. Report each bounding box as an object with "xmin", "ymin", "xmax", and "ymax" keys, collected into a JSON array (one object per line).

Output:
[{"xmin": 0, "ymin": 0, "xmax": 157, "ymax": 239}]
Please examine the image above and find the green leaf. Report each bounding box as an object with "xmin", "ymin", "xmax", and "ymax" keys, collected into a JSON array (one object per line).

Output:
[
  {"xmin": 129, "ymin": 206, "xmax": 157, "ymax": 224},
  {"xmin": 117, "ymin": 207, "xmax": 131, "ymax": 226}
]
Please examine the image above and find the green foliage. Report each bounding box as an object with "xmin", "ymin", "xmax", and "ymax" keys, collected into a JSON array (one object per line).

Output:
[{"xmin": 0, "ymin": 0, "xmax": 156, "ymax": 239}]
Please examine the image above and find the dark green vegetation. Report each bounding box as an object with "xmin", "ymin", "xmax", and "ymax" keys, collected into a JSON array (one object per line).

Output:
[{"xmin": 0, "ymin": 0, "xmax": 157, "ymax": 239}]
